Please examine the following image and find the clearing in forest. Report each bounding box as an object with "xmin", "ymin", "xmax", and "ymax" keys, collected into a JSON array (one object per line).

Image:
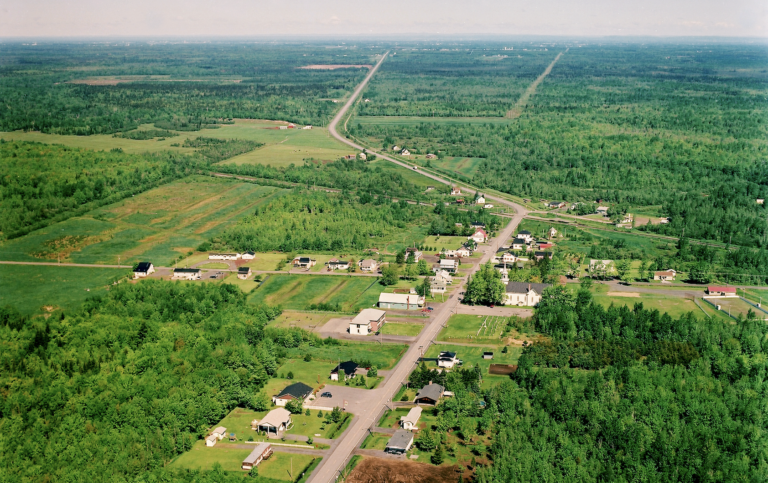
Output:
[{"xmin": 506, "ymin": 50, "xmax": 565, "ymax": 118}]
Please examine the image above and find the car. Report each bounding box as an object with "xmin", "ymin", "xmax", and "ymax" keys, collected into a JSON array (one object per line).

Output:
[
  {"xmin": 490, "ymin": 304, "xmax": 495, "ymax": 308},
  {"xmin": 427, "ymin": 307, "xmax": 434, "ymax": 311},
  {"xmin": 320, "ymin": 392, "xmax": 332, "ymax": 398}
]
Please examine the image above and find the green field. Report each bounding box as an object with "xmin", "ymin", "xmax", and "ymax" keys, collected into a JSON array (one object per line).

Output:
[
  {"xmin": 380, "ymin": 322, "xmax": 424, "ymax": 337},
  {"xmin": 437, "ymin": 314, "xmax": 506, "ymax": 344},
  {"xmin": 0, "ymin": 177, "xmax": 286, "ymax": 266},
  {"xmin": 268, "ymin": 311, "xmax": 338, "ymax": 330},
  {"xmin": 264, "ymin": 360, "xmax": 337, "ymax": 398},
  {"xmin": 424, "ymin": 343, "xmax": 522, "ymax": 389},
  {"xmin": 0, "ymin": 265, "xmax": 129, "ymax": 314},
  {"xmin": 422, "ymin": 236, "xmax": 468, "ymax": 252},
  {"xmin": 248, "ymin": 274, "xmax": 385, "ymax": 312},
  {"xmin": 282, "ymin": 343, "xmax": 407, "ymax": 371},
  {"xmin": 706, "ymin": 297, "xmax": 763, "ymax": 320}
]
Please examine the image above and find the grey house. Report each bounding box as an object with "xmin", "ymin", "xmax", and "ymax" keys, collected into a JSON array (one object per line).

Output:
[
  {"xmin": 385, "ymin": 430, "xmax": 414, "ymax": 454},
  {"xmin": 414, "ymin": 383, "xmax": 445, "ymax": 405}
]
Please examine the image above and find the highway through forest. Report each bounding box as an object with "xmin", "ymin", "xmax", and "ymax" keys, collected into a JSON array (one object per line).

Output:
[{"xmin": 309, "ymin": 51, "xmax": 529, "ymax": 483}]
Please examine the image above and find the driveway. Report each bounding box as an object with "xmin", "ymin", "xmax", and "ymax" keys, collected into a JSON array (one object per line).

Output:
[{"xmin": 306, "ymin": 385, "xmax": 383, "ymax": 415}]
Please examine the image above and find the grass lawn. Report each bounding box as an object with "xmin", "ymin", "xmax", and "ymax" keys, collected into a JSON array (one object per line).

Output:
[
  {"xmin": 380, "ymin": 322, "xmax": 424, "ymax": 337},
  {"xmin": 268, "ymin": 311, "xmax": 337, "ymax": 330},
  {"xmin": 438, "ymin": 314, "xmax": 506, "ymax": 344},
  {"xmin": 198, "ymin": 262, "xmax": 230, "ymax": 269},
  {"xmin": 259, "ymin": 454, "xmax": 319, "ymax": 481},
  {"xmin": 242, "ymin": 253, "xmax": 292, "ymax": 272},
  {"xmin": 592, "ymin": 293, "xmax": 702, "ymax": 319},
  {"xmin": 424, "ymin": 344, "xmax": 522, "ymax": 389},
  {"xmin": 707, "ymin": 297, "xmax": 763, "ymax": 319},
  {"xmin": 0, "ymin": 176, "xmax": 286, "ymax": 266},
  {"xmin": 223, "ymin": 274, "xmax": 261, "ymax": 293},
  {"xmin": 266, "ymin": 360, "xmax": 338, "ymax": 395},
  {"xmin": 248, "ymin": 274, "xmax": 385, "ymax": 312},
  {"xmin": 168, "ymin": 440, "xmax": 252, "ymax": 473},
  {"xmin": 361, "ymin": 432, "xmax": 391, "ymax": 450},
  {"xmin": 282, "ymin": 343, "xmax": 407, "ymax": 371},
  {"xmin": 378, "ymin": 407, "xmax": 438, "ymax": 430},
  {"xmin": 0, "ymin": 265, "xmax": 129, "ymax": 315},
  {"xmin": 422, "ymin": 236, "xmax": 470, "ymax": 253}
]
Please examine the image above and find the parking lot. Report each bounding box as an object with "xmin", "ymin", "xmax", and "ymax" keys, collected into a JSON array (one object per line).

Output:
[{"xmin": 307, "ymin": 385, "xmax": 385, "ymax": 415}]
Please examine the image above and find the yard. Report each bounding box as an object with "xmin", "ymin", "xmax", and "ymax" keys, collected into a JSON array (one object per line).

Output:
[
  {"xmin": 378, "ymin": 407, "xmax": 438, "ymax": 430},
  {"xmin": 268, "ymin": 311, "xmax": 338, "ymax": 330},
  {"xmin": 380, "ymin": 322, "xmax": 424, "ymax": 337},
  {"xmin": 212, "ymin": 406, "xmax": 350, "ymax": 442},
  {"xmin": 0, "ymin": 265, "xmax": 129, "ymax": 315},
  {"xmin": 424, "ymin": 344, "xmax": 522, "ymax": 389},
  {"xmin": 361, "ymin": 432, "xmax": 391, "ymax": 450},
  {"xmin": 705, "ymin": 297, "xmax": 764, "ymax": 320},
  {"xmin": 422, "ymin": 236, "xmax": 470, "ymax": 252},
  {"xmin": 280, "ymin": 342, "xmax": 408, "ymax": 370},
  {"xmin": 437, "ymin": 314, "xmax": 506, "ymax": 344},
  {"xmin": 247, "ymin": 274, "xmax": 385, "ymax": 312}
]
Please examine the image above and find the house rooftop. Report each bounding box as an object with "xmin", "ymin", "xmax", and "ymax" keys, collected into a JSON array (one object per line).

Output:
[
  {"xmin": 331, "ymin": 361, "xmax": 359, "ymax": 375},
  {"xmin": 708, "ymin": 286, "xmax": 737, "ymax": 293},
  {"xmin": 276, "ymin": 382, "xmax": 313, "ymax": 400},
  {"xmin": 238, "ymin": 267, "xmax": 250, "ymax": 274},
  {"xmin": 386, "ymin": 430, "xmax": 414, "ymax": 450},
  {"xmin": 415, "ymin": 383, "xmax": 445, "ymax": 402},
  {"xmin": 506, "ymin": 282, "xmax": 551, "ymax": 294},
  {"xmin": 401, "ymin": 406, "xmax": 422, "ymax": 425},
  {"xmin": 258, "ymin": 408, "xmax": 291, "ymax": 428},
  {"xmin": 135, "ymin": 262, "xmax": 152, "ymax": 272},
  {"xmin": 438, "ymin": 351, "xmax": 457, "ymax": 359},
  {"xmin": 512, "ymin": 238, "xmax": 526, "ymax": 244},
  {"xmin": 174, "ymin": 268, "xmax": 200, "ymax": 273},
  {"xmin": 243, "ymin": 443, "xmax": 271, "ymax": 465},
  {"xmin": 378, "ymin": 293, "xmax": 423, "ymax": 305},
  {"xmin": 352, "ymin": 309, "xmax": 386, "ymax": 325}
]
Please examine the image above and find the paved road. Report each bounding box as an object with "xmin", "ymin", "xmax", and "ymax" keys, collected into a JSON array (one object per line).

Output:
[{"xmin": 310, "ymin": 51, "xmax": 529, "ymax": 483}]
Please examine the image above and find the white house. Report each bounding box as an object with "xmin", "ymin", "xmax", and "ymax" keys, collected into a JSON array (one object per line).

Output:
[
  {"xmin": 327, "ymin": 259, "xmax": 351, "ymax": 271},
  {"xmin": 241, "ymin": 443, "xmax": 273, "ymax": 470},
  {"xmin": 400, "ymin": 407, "xmax": 422, "ymax": 431},
  {"xmin": 504, "ymin": 282, "xmax": 550, "ymax": 306},
  {"xmin": 330, "ymin": 361, "xmax": 359, "ymax": 381},
  {"xmin": 206, "ymin": 426, "xmax": 227, "ymax": 447},
  {"xmin": 386, "ymin": 430, "xmax": 415, "ymax": 454},
  {"xmin": 468, "ymin": 228, "xmax": 488, "ymax": 243},
  {"xmin": 596, "ymin": 206, "xmax": 609, "ymax": 216},
  {"xmin": 405, "ymin": 247, "xmax": 423, "ymax": 262},
  {"xmin": 377, "ymin": 293, "xmax": 425, "ymax": 310},
  {"xmin": 292, "ymin": 256, "xmax": 316, "ymax": 269},
  {"xmin": 172, "ymin": 268, "xmax": 201, "ymax": 280},
  {"xmin": 392, "ymin": 145, "xmax": 401, "ymax": 152},
  {"xmin": 209, "ymin": 253, "xmax": 241, "ymax": 260},
  {"xmin": 548, "ymin": 227, "xmax": 557, "ymax": 238},
  {"xmin": 237, "ymin": 267, "xmax": 252, "ymax": 280},
  {"xmin": 242, "ymin": 251, "xmax": 256, "ymax": 260},
  {"xmin": 476, "ymin": 196, "xmax": 486, "ymax": 205},
  {"xmin": 302, "ymin": 125, "xmax": 312, "ymax": 130},
  {"xmin": 133, "ymin": 262, "xmax": 155, "ymax": 279},
  {"xmin": 401, "ymin": 149, "xmax": 411, "ymax": 156},
  {"xmin": 349, "ymin": 309, "xmax": 386, "ymax": 335},
  {"xmin": 456, "ymin": 247, "xmax": 471, "ymax": 258},
  {"xmin": 439, "ymin": 258, "xmax": 458, "ymax": 273},
  {"xmin": 517, "ymin": 230, "xmax": 534, "ymax": 243},
  {"xmin": 654, "ymin": 270, "xmax": 676, "ymax": 281},
  {"xmin": 511, "ymin": 238, "xmax": 527, "ymax": 251},
  {"xmin": 451, "ymin": 186, "xmax": 461, "ymax": 195},
  {"xmin": 438, "ymin": 351, "xmax": 459, "ymax": 369}
]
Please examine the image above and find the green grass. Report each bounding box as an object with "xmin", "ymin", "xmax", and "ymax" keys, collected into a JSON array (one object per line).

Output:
[
  {"xmin": 367, "ymin": 159, "xmax": 437, "ymax": 189},
  {"xmin": 268, "ymin": 311, "xmax": 337, "ymax": 330},
  {"xmin": 282, "ymin": 343, "xmax": 407, "ymax": 371},
  {"xmin": 378, "ymin": 407, "xmax": 437, "ymax": 430},
  {"xmin": 248, "ymin": 274, "xmax": 385, "ymax": 312},
  {"xmin": 0, "ymin": 176, "xmax": 286, "ymax": 266},
  {"xmin": 168, "ymin": 440, "xmax": 253, "ymax": 473},
  {"xmin": 243, "ymin": 253, "xmax": 292, "ymax": 272},
  {"xmin": 361, "ymin": 432, "xmax": 390, "ymax": 450},
  {"xmin": 708, "ymin": 297, "xmax": 763, "ymax": 319},
  {"xmin": 259, "ymin": 453, "xmax": 318, "ymax": 481},
  {"xmin": 437, "ymin": 314, "xmax": 506, "ymax": 344},
  {"xmin": 424, "ymin": 343, "xmax": 522, "ymax": 389},
  {"xmin": 592, "ymin": 293, "xmax": 701, "ymax": 319},
  {"xmin": 265, "ymin": 360, "xmax": 337, "ymax": 397},
  {"xmin": 380, "ymin": 322, "xmax": 424, "ymax": 337},
  {"xmin": 422, "ymin": 236, "xmax": 469, "ymax": 252},
  {"xmin": 0, "ymin": 265, "xmax": 129, "ymax": 314}
]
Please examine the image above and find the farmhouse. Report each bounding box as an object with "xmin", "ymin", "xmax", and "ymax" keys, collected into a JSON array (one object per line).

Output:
[
  {"xmin": 255, "ymin": 408, "xmax": 292, "ymax": 436},
  {"xmin": 430, "ymin": 277, "xmax": 447, "ymax": 294},
  {"xmin": 439, "ymin": 258, "xmax": 458, "ymax": 273},
  {"xmin": 237, "ymin": 267, "xmax": 252, "ymax": 280},
  {"xmin": 495, "ymin": 250, "xmax": 516, "ymax": 264},
  {"xmin": 654, "ymin": 271, "xmax": 676, "ymax": 281},
  {"xmin": 349, "ymin": 309, "xmax": 386, "ymax": 335},
  {"xmin": 385, "ymin": 430, "xmax": 415, "ymax": 454},
  {"xmin": 327, "ymin": 259, "xmax": 350, "ymax": 271},
  {"xmin": 451, "ymin": 186, "xmax": 461, "ymax": 195},
  {"xmin": 133, "ymin": 262, "xmax": 155, "ymax": 279},
  {"xmin": 273, "ymin": 382, "xmax": 314, "ymax": 407},
  {"xmin": 330, "ymin": 361, "xmax": 359, "ymax": 381},
  {"xmin": 172, "ymin": 268, "xmax": 201, "ymax": 280},
  {"xmin": 358, "ymin": 259, "xmax": 378, "ymax": 272},
  {"xmin": 517, "ymin": 230, "xmax": 533, "ymax": 243},
  {"xmin": 415, "ymin": 383, "xmax": 445, "ymax": 405},
  {"xmin": 242, "ymin": 251, "xmax": 256, "ymax": 260},
  {"xmin": 292, "ymin": 257, "xmax": 316, "ymax": 269},
  {"xmin": 400, "ymin": 407, "xmax": 422, "ymax": 431},
  {"xmin": 468, "ymin": 228, "xmax": 488, "ymax": 243},
  {"xmin": 505, "ymin": 282, "xmax": 551, "ymax": 307},
  {"xmin": 438, "ymin": 351, "xmax": 459, "ymax": 369},
  {"xmin": 241, "ymin": 443, "xmax": 272, "ymax": 470},
  {"xmin": 377, "ymin": 293, "xmax": 425, "ymax": 310},
  {"xmin": 596, "ymin": 206, "xmax": 609, "ymax": 216},
  {"xmin": 476, "ymin": 195, "xmax": 486, "ymax": 205},
  {"xmin": 401, "ymin": 149, "xmax": 411, "ymax": 156},
  {"xmin": 206, "ymin": 426, "xmax": 227, "ymax": 447},
  {"xmin": 209, "ymin": 253, "xmax": 241, "ymax": 260},
  {"xmin": 707, "ymin": 286, "xmax": 738, "ymax": 297}
]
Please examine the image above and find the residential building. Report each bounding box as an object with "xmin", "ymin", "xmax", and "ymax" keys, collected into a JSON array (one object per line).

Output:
[
  {"xmin": 451, "ymin": 186, "xmax": 461, "ymax": 195},
  {"xmin": 476, "ymin": 195, "xmax": 486, "ymax": 205},
  {"xmin": 330, "ymin": 361, "xmax": 359, "ymax": 381},
  {"xmin": 438, "ymin": 351, "xmax": 459, "ymax": 369},
  {"xmin": 456, "ymin": 247, "xmax": 471, "ymax": 258},
  {"xmin": 471, "ymin": 221, "xmax": 486, "ymax": 229},
  {"xmin": 505, "ymin": 282, "xmax": 551, "ymax": 306},
  {"xmin": 209, "ymin": 253, "xmax": 241, "ymax": 260},
  {"xmin": 349, "ymin": 309, "xmax": 386, "ymax": 335},
  {"xmin": 400, "ymin": 407, "xmax": 422, "ymax": 431},
  {"xmin": 242, "ymin": 251, "xmax": 256, "ymax": 260},
  {"xmin": 358, "ymin": 153, "xmax": 367, "ymax": 160},
  {"xmin": 517, "ymin": 230, "xmax": 534, "ymax": 243},
  {"xmin": 205, "ymin": 434, "xmax": 218, "ymax": 447},
  {"xmin": 241, "ymin": 443, "xmax": 272, "ymax": 470},
  {"xmin": 468, "ymin": 228, "xmax": 488, "ymax": 243},
  {"xmin": 430, "ymin": 277, "xmax": 447, "ymax": 294},
  {"xmin": 405, "ymin": 247, "xmax": 423, "ymax": 262},
  {"xmin": 173, "ymin": 268, "xmax": 201, "ymax": 280},
  {"xmin": 327, "ymin": 259, "xmax": 350, "ymax": 271},
  {"xmin": 414, "ymin": 383, "xmax": 445, "ymax": 404},
  {"xmin": 206, "ymin": 426, "xmax": 227, "ymax": 447},
  {"xmin": 358, "ymin": 259, "xmax": 378, "ymax": 272},
  {"xmin": 377, "ymin": 293, "xmax": 425, "ymax": 310},
  {"xmin": 596, "ymin": 206, "xmax": 609, "ymax": 216},
  {"xmin": 548, "ymin": 201, "xmax": 566, "ymax": 209},
  {"xmin": 255, "ymin": 408, "xmax": 292, "ymax": 436},
  {"xmin": 534, "ymin": 251, "xmax": 553, "ymax": 261},
  {"xmin": 589, "ymin": 259, "xmax": 615, "ymax": 276},
  {"xmin": 483, "ymin": 352, "xmax": 494, "ymax": 360},
  {"xmin": 237, "ymin": 267, "xmax": 252, "ymax": 280},
  {"xmin": 292, "ymin": 256, "xmax": 316, "ymax": 269},
  {"xmin": 272, "ymin": 382, "xmax": 314, "ymax": 407},
  {"xmin": 707, "ymin": 286, "xmax": 738, "ymax": 297},
  {"xmin": 385, "ymin": 430, "xmax": 414, "ymax": 454},
  {"xmin": 433, "ymin": 269, "xmax": 453, "ymax": 284},
  {"xmin": 392, "ymin": 145, "xmax": 401, "ymax": 152},
  {"xmin": 548, "ymin": 227, "xmax": 557, "ymax": 238},
  {"xmin": 495, "ymin": 250, "xmax": 516, "ymax": 264},
  {"xmin": 439, "ymin": 258, "xmax": 458, "ymax": 273},
  {"xmin": 538, "ymin": 242, "xmax": 554, "ymax": 250},
  {"xmin": 133, "ymin": 262, "xmax": 155, "ymax": 279},
  {"xmin": 401, "ymin": 149, "xmax": 411, "ymax": 156},
  {"xmin": 654, "ymin": 271, "xmax": 676, "ymax": 281},
  {"xmin": 511, "ymin": 238, "xmax": 527, "ymax": 251},
  {"xmin": 443, "ymin": 249, "xmax": 457, "ymax": 258},
  {"xmin": 425, "ymin": 153, "xmax": 437, "ymax": 159}
]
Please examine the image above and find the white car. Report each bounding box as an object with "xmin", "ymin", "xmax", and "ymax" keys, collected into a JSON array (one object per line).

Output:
[{"xmin": 484, "ymin": 204, "xmax": 493, "ymax": 209}]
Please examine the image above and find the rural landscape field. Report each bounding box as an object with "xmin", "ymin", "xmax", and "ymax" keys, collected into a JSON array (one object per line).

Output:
[{"xmin": 0, "ymin": 8, "xmax": 767, "ymax": 482}]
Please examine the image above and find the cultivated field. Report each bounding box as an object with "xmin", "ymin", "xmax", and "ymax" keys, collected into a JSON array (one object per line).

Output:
[{"xmin": 248, "ymin": 274, "xmax": 385, "ymax": 312}]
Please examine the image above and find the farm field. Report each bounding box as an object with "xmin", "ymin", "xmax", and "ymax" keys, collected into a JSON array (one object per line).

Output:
[
  {"xmin": 247, "ymin": 274, "xmax": 385, "ymax": 312},
  {"xmin": 0, "ymin": 265, "xmax": 129, "ymax": 314},
  {"xmin": 0, "ymin": 177, "xmax": 285, "ymax": 266},
  {"xmin": 592, "ymin": 293, "xmax": 702, "ymax": 319},
  {"xmin": 379, "ymin": 322, "xmax": 424, "ymax": 337},
  {"xmin": 437, "ymin": 314, "xmax": 506, "ymax": 344}
]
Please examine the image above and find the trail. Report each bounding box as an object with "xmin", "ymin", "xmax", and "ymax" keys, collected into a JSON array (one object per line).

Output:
[{"xmin": 506, "ymin": 49, "xmax": 566, "ymax": 119}]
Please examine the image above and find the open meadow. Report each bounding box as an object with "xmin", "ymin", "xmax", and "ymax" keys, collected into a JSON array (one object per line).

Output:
[
  {"xmin": 248, "ymin": 274, "xmax": 385, "ymax": 312},
  {"xmin": 437, "ymin": 314, "xmax": 507, "ymax": 344}
]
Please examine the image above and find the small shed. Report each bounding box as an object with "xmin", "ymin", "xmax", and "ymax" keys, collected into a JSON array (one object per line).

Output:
[{"xmin": 483, "ymin": 351, "xmax": 494, "ymax": 360}]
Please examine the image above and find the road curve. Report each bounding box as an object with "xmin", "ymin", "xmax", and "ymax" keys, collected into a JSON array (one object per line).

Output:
[{"xmin": 310, "ymin": 51, "xmax": 530, "ymax": 483}]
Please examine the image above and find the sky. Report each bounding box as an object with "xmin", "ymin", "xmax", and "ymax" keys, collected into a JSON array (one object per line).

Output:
[{"xmin": 1, "ymin": 0, "xmax": 766, "ymax": 39}]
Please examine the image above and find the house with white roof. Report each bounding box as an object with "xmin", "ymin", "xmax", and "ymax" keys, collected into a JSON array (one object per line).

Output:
[
  {"xmin": 377, "ymin": 293, "xmax": 424, "ymax": 310},
  {"xmin": 349, "ymin": 309, "xmax": 386, "ymax": 335}
]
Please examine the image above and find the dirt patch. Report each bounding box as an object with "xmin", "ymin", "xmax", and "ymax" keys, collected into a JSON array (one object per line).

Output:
[
  {"xmin": 489, "ymin": 364, "xmax": 518, "ymax": 375},
  {"xmin": 607, "ymin": 292, "xmax": 640, "ymax": 297},
  {"xmin": 346, "ymin": 457, "xmax": 461, "ymax": 483},
  {"xmin": 300, "ymin": 64, "xmax": 372, "ymax": 70},
  {"xmin": 68, "ymin": 79, "xmax": 135, "ymax": 85}
]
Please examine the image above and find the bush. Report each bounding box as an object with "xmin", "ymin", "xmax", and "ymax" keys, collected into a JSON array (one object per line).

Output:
[{"xmin": 287, "ymin": 371, "xmax": 294, "ymax": 379}]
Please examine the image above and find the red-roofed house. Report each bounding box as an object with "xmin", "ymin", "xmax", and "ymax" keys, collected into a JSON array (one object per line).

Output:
[
  {"xmin": 654, "ymin": 271, "xmax": 676, "ymax": 281},
  {"xmin": 468, "ymin": 228, "xmax": 488, "ymax": 243},
  {"xmin": 707, "ymin": 286, "xmax": 737, "ymax": 296}
]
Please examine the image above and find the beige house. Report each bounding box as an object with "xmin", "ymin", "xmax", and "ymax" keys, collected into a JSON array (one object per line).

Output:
[
  {"xmin": 255, "ymin": 408, "xmax": 292, "ymax": 436},
  {"xmin": 358, "ymin": 259, "xmax": 379, "ymax": 272},
  {"xmin": 349, "ymin": 309, "xmax": 386, "ymax": 335},
  {"xmin": 654, "ymin": 270, "xmax": 676, "ymax": 281},
  {"xmin": 173, "ymin": 268, "xmax": 201, "ymax": 280},
  {"xmin": 272, "ymin": 382, "xmax": 313, "ymax": 407},
  {"xmin": 237, "ymin": 267, "xmax": 252, "ymax": 280},
  {"xmin": 292, "ymin": 256, "xmax": 316, "ymax": 269},
  {"xmin": 242, "ymin": 443, "xmax": 272, "ymax": 470},
  {"xmin": 206, "ymin": 426, "xmax": 227, "ymax": 447},
  {"xmin": 400, "ymin": 407, "xmax": 422, "ymax": 431}
]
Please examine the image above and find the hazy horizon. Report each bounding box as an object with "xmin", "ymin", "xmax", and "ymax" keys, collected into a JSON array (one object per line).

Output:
[{"xmin": 2, "ymin": 0, "xmax": 766, "ymax": 39}]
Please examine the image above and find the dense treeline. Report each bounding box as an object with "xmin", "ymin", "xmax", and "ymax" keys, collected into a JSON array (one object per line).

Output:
[
  {"xmin": 0, "ymin": 43, "xmax": 376, "ymax": 133},
  {"xmin": 0, "ymin": 281, "xmax": 283, "ymax": 482},
  {"xmin": 181, "ymin": 137, "xmax": 263, "ymax": 163},
  {"xmin": 475, "ymin": 282, "xmax": 768, "ymax": 482},
  {"xmin": 0, "ymin": 141, "xmax": 205, "ymax": 239}
]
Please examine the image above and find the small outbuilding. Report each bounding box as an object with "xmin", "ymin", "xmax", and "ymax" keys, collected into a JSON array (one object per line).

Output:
[{"xmin": 654, "ymin": 271, "xmax": 676, "ymax": 281}]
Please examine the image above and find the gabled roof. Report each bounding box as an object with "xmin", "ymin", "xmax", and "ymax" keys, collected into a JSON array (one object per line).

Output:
[
  {"xmin": 439, "ymin": 351, "xmax": 456, "ymax": 359},
  {"xmin": 378, "ymin": 293, "xmax": 422, "ymax": 305},
  {"xmin": 401, "ymin": 406, "xmax": 422, "ymax": 425},
  {"xmin": 655, "ymin": 271, "xmax": 675, "ymax": 276},
  {"xmin": 135, "ymin": 262, "xmax": 152, "ymax": 272},
  {"xmin": 351, "ymin": 309, "xmax": 386, "ymax": 325},
  {"xmin": 258, "ymin": 408, "xmax": 291, "ymax": 428},
  {"xmin": 331, "ymin": 361, "xmax": 359, "ymax": 375},
  {"xmin": 174, "ymin": 268, "xmax": 200, "ymax": 273},
  {"xmin": 386, "ymin": 430, "xmax": 414, "ymax": 450},
  {"xmin": 298, "ymin": 257, "xmax": 312, "ymax": 263},
  {"xmin": 213, "ymin": 426, "xmax": 227, "ymax": 435},
  {"xmin": 415, "ymin": 383, "xmax": 444, "ymax": 402},
  {"xmin": 708, "ymin": 286, "xmax": 737, "ymax": 293},
  {"xmin": 506, "ymin": 282, "xmax": 550, "ymax": 295},
  {"xmin": 243, "ymin": 443, "xmax": 271, "ymax": 464},
  {"xmin": 512, "ymin": 238, "xmax": 526, "ymax": 244},
  {"xmin": 276, "ymin": 382, "xmax": 313, "ymax": 400},
  {"xmin": 244, "ymin": 251, "xmax": 256, "ymax": 256},
  {"xmin": 238, "ymin": 267, "xmax": 251, "ymax": 274},
  {"xmin": 518, "ymin": 230, "xmax": 531, "ymax": 235}
]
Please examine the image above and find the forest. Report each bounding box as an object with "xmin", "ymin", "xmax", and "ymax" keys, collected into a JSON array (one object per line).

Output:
[{"xmin": 475, "ymin": 282, "xmax": 768, "ymax": 482}]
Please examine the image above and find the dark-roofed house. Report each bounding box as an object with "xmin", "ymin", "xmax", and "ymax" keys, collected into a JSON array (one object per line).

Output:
[
  {"xmin": 273, "ymin": 382, "xmax": 314, "ymax": 407},
  {"xmin": 242, "ymin": 251, "xmax": 256, "ymax": 260},
  {"xmin": 414, "ymin": 383, "xmax": 445, "ymax": 405},
  {"xmin": 385, "ymin": 430, "xmax": 414, "ymax": 454},
  {"xmin": 505, "ymin": 282, "xmax": 551, "ymax": 307},
  {"xmin": 327, "ymin": 259, "xmax": 350, "ymax": 271},
  {"xmin": 438, "ymin": 351, "xmax": 459, "ymax": 369},
  {"xmin": 173, "ymin": 268, "xmax": 201, "ymax": 280},
  {"xmin": 517, "ymin": 230, "xmax": 533, "ymax": 243},
  {"xmin": 237, "ymin": 267, "xmax": 252, "ymax": 280},
  {"xmin": 511, "ymin": 238, "xmax": 527, "ymax": 251},
  {"xmin": 292, "ymin": 256, "xmax": 316, "ymax": 269},
  {"xmin": 330, "ymin": 361, "xmax": 359, "ymax": 381},
  {"xmin": 534, "ymin": 251, "xmax": 553, "ymax": 261},
  {"xmin": 133, "ymin": 262, "xmax": 155, "ymax": 279}
]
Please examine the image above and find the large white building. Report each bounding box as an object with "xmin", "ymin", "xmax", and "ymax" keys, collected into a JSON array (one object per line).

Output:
[
  {"xmin": 504, "ymin": 282, "xmax": 550, "ymax": 306},
  {"xmin": 378, "ymin": 293, "xmax": 425, "ymax": 310},
  {"xmin": 349, "ymin": 309, "xmax": 387, "ymax": 335}
]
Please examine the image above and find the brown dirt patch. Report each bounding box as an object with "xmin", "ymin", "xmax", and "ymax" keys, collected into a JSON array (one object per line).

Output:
[
  {"xmin": 346, "ymin": 457, "xmax": 461, "ymax": 483},
  {"xmin": 489, "ymin": 364, "xmax": 518, "ymax": 375},
  {"xmin": 300, "ymin": 64, "xmax": 371, "ymax": 70},
  {"xmin": 607, "ymin": 292, "xmax": 640, "ymax": 297}
]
